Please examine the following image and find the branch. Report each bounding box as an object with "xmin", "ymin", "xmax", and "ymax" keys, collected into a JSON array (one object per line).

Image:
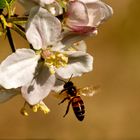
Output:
[{"xmin": 6, "ymin": 27, "xmax": 16, "ymax": 52}]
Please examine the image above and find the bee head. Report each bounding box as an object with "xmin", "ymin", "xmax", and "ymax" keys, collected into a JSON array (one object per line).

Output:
[{"xmin": 64, "ymin": 81, "xmax": 73, "ymax": 89}]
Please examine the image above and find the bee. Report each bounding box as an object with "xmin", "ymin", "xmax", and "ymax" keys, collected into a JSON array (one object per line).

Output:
[{"xmin": 58, "ymin": 75, "xmax": 99, "ymax": 121}]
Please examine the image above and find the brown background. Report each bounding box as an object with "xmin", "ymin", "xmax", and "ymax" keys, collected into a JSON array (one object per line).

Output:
[{"xmin": 0, "ymin": 0, "xmax": 140, "ymax": 139}]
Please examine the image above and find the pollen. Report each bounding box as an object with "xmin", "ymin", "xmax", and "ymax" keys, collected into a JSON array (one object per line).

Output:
[
  {"xmin": 32, "ymin": 102, "xmax": 50, "ymax": 115},
  {"xmin": 42, "ymin": 49, "xmax": 68, "ymax": 74},
  {"xmin": 20, "ymin": 102, "xmax": 50, "ymax": 116}
]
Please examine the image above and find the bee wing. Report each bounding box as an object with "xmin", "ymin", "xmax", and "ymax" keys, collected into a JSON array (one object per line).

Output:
[
  {"xmin": 79, "ymin": 86, "xmax": 100, "ymax": 97},
  {"xmin": 51, "ymin": 91, "xmax": 67, "ymax": 99}
]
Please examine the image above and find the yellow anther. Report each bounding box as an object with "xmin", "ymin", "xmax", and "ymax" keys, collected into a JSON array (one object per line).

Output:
[
  {"xmin": 56, "ymin": 53, "xmax": 63, "ymax": 57},
  {"xmin": 42, "ymin": 49, "xmax": 68, "ymax": 74},
  {"xmin": 50, "ymin": 54, "xmax": 56, "ymax": 59},
  {"xmin": 20, "ymin": 108, "xmax": 29, "ymax": 117},
  {"xmin": 20, "ymin": 102, "xmax": 50, "ymax": 116},
  {"xmin": 61, "ymin": 55, "xmax": 68, "ymax": 62},
  {"xmin": 32, "ymin": 104, "xmax": 39, "ymax": 112},
  {"xmin": 32, "ymin": 103, "xmax": 50, "ymax": 115},
  {"xmin": 49, "ymin": 66, "xmax": 55, "ymax": 74},
  {"xmin": 67, "ymin": 47, "xmax": 77, "ymax": 51},
  {"xmin": 20, "ymin": 102, "xmax": 29, "ymax": 116},
  {"xmin": 39, "ymin": 103, "xmax": 50, "ymax": 114}
]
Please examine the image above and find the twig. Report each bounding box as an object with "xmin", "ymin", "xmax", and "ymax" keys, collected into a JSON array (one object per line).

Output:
[{"xmin": 6, "ymin": 27, "xmax": 16, "ymax": 52}]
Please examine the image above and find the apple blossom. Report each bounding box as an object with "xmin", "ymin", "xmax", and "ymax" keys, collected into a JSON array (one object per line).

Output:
[
  {"xmin": 0, "ymin": 0, "xmax": 114, "ymax": 118},
  {"xmin": 0, "ymin": 7, "xmax": 93, "ymax": 106},
  {"xmin": 18, "ymin": 0, "xmax": 63, "ymax": 16},
  {"xmin": 65, "ymin": 0, "xmax": 113, "ymax": 34},
  {"xmin": 18, "ymin": 0, "xmax": 55, "ymax": 8}
]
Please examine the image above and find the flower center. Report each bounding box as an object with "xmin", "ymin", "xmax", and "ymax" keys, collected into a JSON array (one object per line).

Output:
[{"xmin": 41, "ymin": 49, "xmax": 68, "ymax": 74}]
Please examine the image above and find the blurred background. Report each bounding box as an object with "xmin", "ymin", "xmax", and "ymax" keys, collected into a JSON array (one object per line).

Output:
[{"xmin": 0, "ymin": 0, "xmax": 140, "ymax": 139}]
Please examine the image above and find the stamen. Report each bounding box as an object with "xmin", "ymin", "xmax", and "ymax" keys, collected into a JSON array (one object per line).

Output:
[
  {"xmin": 20, "ymin": 108, "xmax": 29, "ymax": 116},
  {"xmin": 32, "ymin": 104, "xmax": 40, "ymax": 112},
  {"xmin": 20, "ymin": 102, "xmax": 50, "ymax": 116},
  {"xmin": 20, "ymin": 102, "xmax": 29, "ymax": 117},
  {"xmin": 39, "ymin": 103, "xmax": 50, "ymax": 114},
  {"xmin": 41, "ymin": 49, "xmax": 68, "ymax": 74},
  {"xmin": 31, "ymin": 102, "xmax": 50, "ymax": 115}
]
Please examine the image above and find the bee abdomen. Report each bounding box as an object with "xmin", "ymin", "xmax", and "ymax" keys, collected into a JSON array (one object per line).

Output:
[{"xmin": 72, "ymin": 97, "xmax": 85, "ymax": 121}]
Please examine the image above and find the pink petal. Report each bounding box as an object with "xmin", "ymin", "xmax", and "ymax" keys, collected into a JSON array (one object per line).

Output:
[
  {"xmin": 86, "ymin": 1, "xmax": 113, "ymax": 26},
  {"xmin": 66, "ymin": 1, "xmax": 89, "ymax": 27}
]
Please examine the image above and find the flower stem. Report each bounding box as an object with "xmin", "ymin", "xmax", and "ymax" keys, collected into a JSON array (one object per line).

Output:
[
  {"xmin": 0, "ymin": 9, "xmax": 3, "ymax": 15},
  {"xmin": 6, "ymin": 27, "xmax": 16, "ymax": 52},
  {"xmin": 12, "ymin": 24, "xmax": 26, "ymax": 39}
]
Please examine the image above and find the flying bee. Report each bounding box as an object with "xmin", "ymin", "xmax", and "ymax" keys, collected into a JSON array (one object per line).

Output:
[{"xmin": 57, "ymin": 75, "xmax": 99, "ymax": 121}]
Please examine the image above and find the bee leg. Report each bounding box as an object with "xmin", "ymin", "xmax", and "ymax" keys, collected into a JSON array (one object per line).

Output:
[
  {"xmin": 59, "ymin": 89, "xmax": 66, "ymax": 95},
  {"xmin": 58, "ymin": 97, "xmax": 69, "ymax": 105},
  {"xmin": 63, "ymin": 99, "xmax": 72, "ymax": 118}
]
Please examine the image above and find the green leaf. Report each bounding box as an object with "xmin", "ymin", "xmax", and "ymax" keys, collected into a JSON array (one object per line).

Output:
[{"xmin": 0, "ymin": 0, "xmax": 12, "ymax": 9}]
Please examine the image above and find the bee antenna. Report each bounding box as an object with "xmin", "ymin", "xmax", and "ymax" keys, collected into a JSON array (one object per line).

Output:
[
  {"xmin": 68, "ymin": 74, "xmax": 73, "ymax": 82},
  {"xmin": 57, "ymin": 78, "xmax": 66, "ymax": 83}
]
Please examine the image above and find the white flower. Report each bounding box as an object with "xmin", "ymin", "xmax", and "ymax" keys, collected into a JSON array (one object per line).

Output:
[
  {"xmin": 65, "ymin": 0, "xmax": 113, "ymax": 34},
  {"xmin": 18, "ymin": 0, "xmax": 63, "ymax": 16},
  {"xmin": 0, "ymin": 86, "xmax": 50, "ymax": 116},
  {"xmin": 0, "ymin": 49, "xmax": 40, "ymax": 89},
  {"xmin": 18, "ymin": 0, "xmax": 55, "ymax": 8},
  {"xmin": 0, "ymin": 7, "xmax": 93, "ymax": 105}
]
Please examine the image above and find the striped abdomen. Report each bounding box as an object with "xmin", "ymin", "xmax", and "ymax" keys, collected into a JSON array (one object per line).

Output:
[{"xmin": 72, "ymin": 96, "xmax": 85, "ymax": 121}]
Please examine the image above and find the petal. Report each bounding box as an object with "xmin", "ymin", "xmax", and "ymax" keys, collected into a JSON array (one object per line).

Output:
[
  {"xmin": 26, "ymin": 7, "xmax": 61, "ymax": 50},
  {"xmin": 66, "ymin": 1, "xmax": 99, "ymax": 34},
  {"xmin": 61, "ymin": 40, "xmax": 87, "ymax": 52},
  {"xmin": 69, "ymin": 25, "xmax": 96, "ymax": 34},
  {"xmin": 18, "ymin": 0, "xmax": 54, "ymax": 8},
  {"xmin": 56, "ymin": 51, "xmax": 93, "ymax": 79},
  {"xmin": 62, "ymin": 30, "xmax": 97, "ymax": 46},
  {"xmin": 18, "ymin": 0, "xmax": 62, "ymax": 16},
  {"xmin": 0, "ymin": 49, "xmax": 40, "ymax": 89},
  {"xmin": 51, "ymin": 42, "xmax": 65, "ymax": 52},
  {"xmin": 86, "ymin": 1, "xmax": 113, "ymax": 26},
  {"xmin": 46, "ymin": 1, "xmax": 63, "ymax": 16},
  {"xmin": 66, "ymin": 1, "xmax": 89, "ymax": 28},
  {"xmin": 0, "ymin": 86, "xmax": 20, "ymax": 103},
  {"xmin": 32, "ymin": 0, "xmax": 55, "ymax": 6},
  {"xmin": 51, "ymin": 74, "xmax": 65, "ymax": 93},
  {"xmin": 21, "ymin": 65, "xmax": 55, "ymax": 105},
  {"xmin": 72, "ymin": 40, "xmax": 87, "ymax": 52},
  {"xmin": 80, "ymin": 0, "xmax": 98, "ymax": 3}
]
